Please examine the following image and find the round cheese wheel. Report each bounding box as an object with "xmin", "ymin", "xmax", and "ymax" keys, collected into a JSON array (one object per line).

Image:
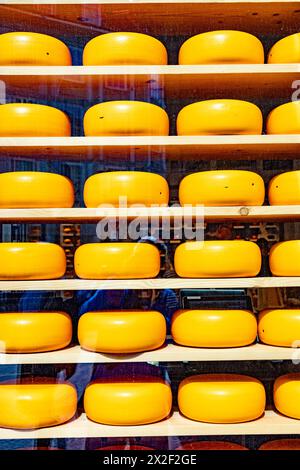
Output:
[
  {"xmin": 0, "ymin": 32, "xmax": 71, "ymax": 65},
  {"xmin": 268, "ymin": 33, "xmax": 300, "ymax": 63},
  {"xmin": 174, "ymin": 241, "xmax": 261, "ymax": 278},
  {"xmin": 0, "ymin": 172, "xmax": 74, "ymax": 208},
  {"xmin": 0, "ymin": 103, "xmax": 71, "ymax": 137},
  {"xmin": 84, "ymin": 378, "xmax": 172, "ymax": 425},
  {"xmin": 258, "ymin": 309, "xmax": 300, "ymax": 347},
  {"xmin": 266, "ymin": 101, "xmax": 300, "ymax": 134},
  {"xmin": 177, "ymin": 100, "xmax": 263, "ymax": 136},
  {"xmin": 178, "ymin": 374, "xmax": 266, "ymax": 423},
  {"xmin": 179, "ymin": 31, "xmax": 264, "ymax": 65},
  {"xmin": 78, "ymin": 310, "xmax": 166, "ymax": 353},
  {"xmin": 268, "ymin": 171, "xmax": 300, "ymax": 205},
  {"xmin": 274, "ymin": 373, "xmax": 300, "ymax": 419},
  {"xmin": 269, "ymin": 240, "xmax": 300, "ymax": 276},
  {"xmin": 176, "ymin": 441, "xmax": 248, "ymax": 450},
  {"xmin": 84, "ymin": 101, "xmax": 169, "ymax": 136},
  {"xmin": 84, "ymin": 171, "xmax": 169, "ymax": 208},
  {"xmin": 83, "ymin": 32, "xmax": 167, "ymax": 65},
  {"xmin": 0, "ymin": 312, "xmax": 72, "ymax": 353},
  {"xmin": 0, "ymin": 242, "xmax": 66, "ymax": 280},
  {"xmin": 259, "ymin": 439, "xmax": 300, "ymax": 450},
  {"xmin": 179, "ymin": 170, "xmax": 265, "ymax": 206},
  {"xmin": 0, "ymin": 380, "xmax": 77, "ymax": 429},
  {"xmin": 171, "ymin": 309, "xmax": 257, "ymax": 348},
  {"xmin": 75, "ymin": 242, "xmax": 160, "ymax": 279}
]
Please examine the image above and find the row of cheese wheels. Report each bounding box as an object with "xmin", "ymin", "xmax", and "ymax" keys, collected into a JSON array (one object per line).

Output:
[
  {"xmin": 0, "ymin": 372, "xmax": 298, "ymax": 429},
  {"xmin": 1, "ymin": 31, "xmax": 300, "ymax": 65},
  {"xmin": 1, "ymin": 100, "xmax": 300, "ymax": 136},
  {"xmin": 1, "ymin": 169, "xmax": 300, "ymax": 208},
  {"xmin": 0, "ymin": 308, "xmax": 299, "ymax": 354}
]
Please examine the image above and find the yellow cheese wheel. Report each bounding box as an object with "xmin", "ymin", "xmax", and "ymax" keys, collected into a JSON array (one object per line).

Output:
[
  {"xmin": 78, "ymin": 310, "xmax": 166, "ymax": 353},
  {"xmin": 274, "ymin": 373, "xmax": 300, "ymax": 419},
  {"xmin": 0, "ymin": 380, "xmax": 77, "ymax": 429},
  {"xmin": 178, "ymin": 374, "xmax": 266, "ymax": 423},
  {"xmin": 176, "ymin": 441, "xmax": 248, "ymax": 450},
  {"xmin": 268, "ymin": 171, "xmax": 300, "ymax": 205},
  {"xmin": 179, "ymin": 170, "xmax": 265, "ymax": 206},
  {"xmin": 0, "ymin": 312, "xmax": 72, "ymax": 353},
  {"xmin": 266, "ymin": 101, "xmax": 300, "ymax": 134},
  {"xmin": 84, "ymin": 378, "xmax": 172, "ymax": 425},
  {"xmin": 269, "ymin": 240, "xmax": 300, "ymax": 276},
  {"xmin": 268, "ymin": 33, "xmax": 300, "ymax": 63},
  {"xmin": 174, "ymin": 241, "xmax": 261, "ymax": 278},
  {"xmin": 84, "ymin": 101, "xmax": 169, "ymax": 136},
  {"xmin": 75, "ymin": 242, "xmax": 160, "ymax": 279},
  {"xmin": 171, "ymin": 309, "xmax": 257, "ymax": 348},
  {"xmin": 259, "ymin": 439, "xmax": 300, "ymax": 450},
  {"xmin": 177, "ymin": 100, "xmax": 263, "ymax": 135},
  {"xmin": 84, "ymin": 171, "xmax": 169, "ymax": 207},
  {"xmin": 179, "ymin": 31, "xmax": 264, "ymax": 65},
  {"xmin": 0, "ymin": 32, "xmax": 71, "ymax": 65},
  {"xmin": 0, "ymin": 103, "xmax": 71, "ymax": 137},
  {"xmin": 258, "ymin": 309, "xmax": 300, "ymax": 347},
  {"xmin": 83, "ymin": 32, "xmax": 167, "ymax": 65},
  {"xmin": 0, "ymin": 242, "xmax": 66, "ymax": 280},
  {"xmin": 0, "ymin": 172, "xmax": 74, "ymax": 208}
]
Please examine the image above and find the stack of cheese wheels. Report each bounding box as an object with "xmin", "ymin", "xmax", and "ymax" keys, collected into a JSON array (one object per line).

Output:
[
  {"xmin": 84, "ymin": 377, "xmax": 172, "ymax": 425},
  {"xmin": 83, "ymin": 32, "xmax": 167, "ymax": 65},
  {"xmin": 84, "ymin": 171, "xmax": 169, "ymax": 207},
  {"xmin": 75, "ymin": 242, "xmax": 160, "ymax": 279},
  {"xmin": 177, "ymin": 100, "xmax": 263, "ymax": 135},
  {"xmin": 259, "ymin": 439, "xmax": 300, "ymax": 450},
  {"xmin": 0, "ymin": 32, "xmax": 72, "ymax": 65},
  {"xmin": 258, "ymin": 309, "xmax": 300, "ymax": 347},
  {"xmin": 179, "ymin": 31, "xmax": 264, "ymax": 64},
  {"xmin": 267, "ymin": 101, "xmax": 300, "ymax": 134},
  {"xmin": 274, "ymin": 373, "xmax": 300, "ymax": 419},
  {"xmin": 171, "ymin": 309, "xmax": 257, "ymax": 348},
  {"xmin": 178, "ymin": 374, "xmax": 266, "ymax": 423},
  {"xmin": 84, "ymin": 101, "xmax": 169, "ymax": 136},
  {"xmin": 269, "ymin": 240, "xmax": 300, "ymax": 276},
  {"xmin": 174, "ymin": 241, "xmax": 262, "ymax": 278},
  {"xmin": 0, "ymin": 103, "xmax": 71, "ymax": 137},
  {"xmin": 0, "ymin": 243, "xmax": 66, "ymax": 280},
  {"xmin": 269, "ymin": 171, "xmax": 300, "ymax": 205},
  {"xmin": 0, "ymin": 312, "xmax": 72, "ymax": 353},
  {"xmin": 0, "ymin": 378, "xmax": 77, "ymax": 429},
  {"xmin": 0, "ymin": 172, "xmax": 74, "ymax": 208},
  {"xmin": 179, "ymin": 170, "xmax": 265, "ymax": 206},
  {"xmin": 78, "ymin": 310, "xmax": 166, "ymax": 353},
  {"xmin": 176, "ymin": 441, "xmax": 248, "ymax": 450},
  {"xmin": 268, "ymin": 33, "xmax": 300, "ymax": 63}
]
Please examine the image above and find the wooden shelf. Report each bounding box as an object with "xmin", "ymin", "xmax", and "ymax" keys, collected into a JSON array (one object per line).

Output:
[{"xmin": 0, "ymin": 410, "xmax": 298, "ymax": 439}]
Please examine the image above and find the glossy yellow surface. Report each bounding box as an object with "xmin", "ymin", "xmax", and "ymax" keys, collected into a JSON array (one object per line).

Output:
[
  {"xmin": 274, "ymin": 373, "xmax": 300, "ymax": 419},
  {"xmin": 84, "ymin": 101, "xmax": 169, "ymax": 136},
  {"xmin": 259, "ymin": 309, "xmax": 300, "ymax": 347},
  {"xmin": 0, "ymin": 312, "xmax": 72, "ymax": 353},
  {"xmin": 269, "ymin": 240, "xmax": 300, "ymax": 276},
  {"xmin": 268, "ymin": 33, "xmax": 300, "ymax": 63},
  {"xmin": 83, "ymin": 32, "xmax": 167, "ymax": 65},
  {"xmin": 84, "ymin": 378, "xmax": 172, "ymax": 425},
  {"xmin": 259, "ymin": 439, "xmax": 300, "ymax": 450},
  {"xmin": 0, "ymin": 382, "xmax": 77, "ymax": 429},
  {"xmin": 0, "ymin": 103, "xmax": 71, "ymax": 137},
  {"xmin": 75, "ymin": 242, "xmax": 160, "ymax": 279},
  {"xmin": 0, "ymin": 243, "xmax": 66, "ymax": 280},
  {"xmin": 269, "ymin": 171, "xmax": 300, "ymax": 205},
  {"xmin": 84, "ymin": 171, "xmax": 169, "ymax": 207},
  {"xmin": 179, "ymin": 30, "xmax": 264, "ymax": 65},
  {"xmin": 78, "ymin": 310, "xmax": 166, "ymax": 353},
  {"xmin": 177, "ymin": 100, "xmax": 263, "ymax": 135},
  {"xmin": 174, "ymin": 241, "xmax": 262, "ymax": 278},
  {"xmin": 179, "ymin": 170, "xmax": 265, "ymax": 206},
  {"xmin": 0, "ymin": 32, "xmax": 71, "ymax": 65},
  {"xmin": 171, "ymin": 309, "xmax": 257, "ymax": 348},
  {"xmin": 266, "ymin": 101, "xmax": 300, "ymax": 135},
  {"xmin": 0, "ymin": 172, "xmax": 74, "ymax": 208},
  {"xmin": 178, "ymin": 374, "xmax": 266, "ymax": 423}
]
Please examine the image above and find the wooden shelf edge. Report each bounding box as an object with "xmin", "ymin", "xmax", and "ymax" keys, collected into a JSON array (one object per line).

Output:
[{"xmin": 2, "ymin": 0, "xmax": 299, "ymax": 5}]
